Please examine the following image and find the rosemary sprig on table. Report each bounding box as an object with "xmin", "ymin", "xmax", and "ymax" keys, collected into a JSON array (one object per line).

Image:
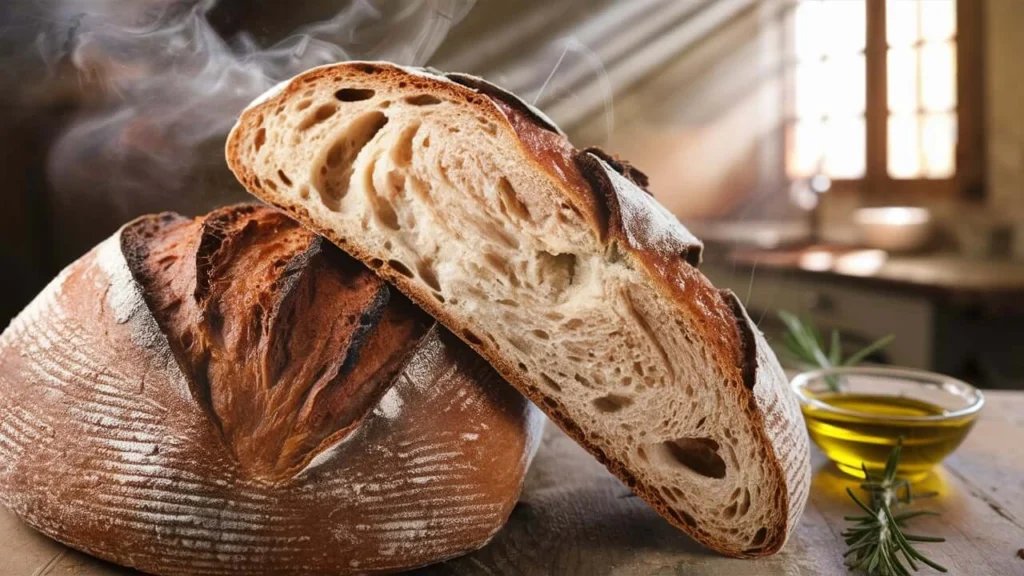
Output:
[
  {"xmin": 778, "ymin": 310, "xmax": 895, "ymax": 391},
  {"xmin": 843, "ymin": 443, "xmax": 947, "ymax": 575}
]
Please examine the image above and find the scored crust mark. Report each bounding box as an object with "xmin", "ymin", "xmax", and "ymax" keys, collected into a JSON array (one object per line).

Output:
[
  {"xmin": 225, "ymin": 62, "xmax": 810, "ymax": 556},
  {"xmin": 122, "ymin": 204, "xmax": 432, "ymax": 482},
  {"xmin": 582, "ymin": 146, "xmax": 651, "ymax": 193}
]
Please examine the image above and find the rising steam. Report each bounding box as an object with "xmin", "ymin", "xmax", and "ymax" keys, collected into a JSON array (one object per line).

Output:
[{"xmin": 33, "ymin": 0, "xmax": 472, "ymax": 249}]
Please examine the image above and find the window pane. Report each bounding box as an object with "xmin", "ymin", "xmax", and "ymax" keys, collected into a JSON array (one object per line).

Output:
[
  {"xmin": 921, "ymin": 0, "xmax": 956, "ymax": 41},
  {"xmin": 821, "ymin": 0, "xmax": 866, "ymax": 54},
  {"xmin": 887, "ymin": 47, "xmax": 917, "ymax": 113},
  {"xmin": 794, "ymin": 61, "xmax": 825, "ymax": 119},
  {"xmin": 921, "ymin": 113, "xmax": 956, "ymax": 178},
  {"xmin": 823, "ymin": 117, "xmax": 866, "ymax": 179},
  {"xmin": 825, "ymin": 54, "xmax": 866, "ymax": 116},
  {"xmin": 920, "ymin": 41, "xmax": 957, "ymax": 111},
  {"xmin": 888, "ymin": 114, "xmax": 921, "ymax": 178},
  {"xmin": 887, "ymin": 0, "xmax": 919, "ymax": 47},
  {"xmin": 787, "ymin": 121, "xmax": 824, "ymax": 179},
  {"xmin": 794, "ymin": 1, "xmax": 824, "ymax": 61}
]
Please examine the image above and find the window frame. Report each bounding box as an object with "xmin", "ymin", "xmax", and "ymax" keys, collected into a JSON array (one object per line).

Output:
[{"xmin": 782, "ymin": 0, "xmax": 985, "ymax": 200}]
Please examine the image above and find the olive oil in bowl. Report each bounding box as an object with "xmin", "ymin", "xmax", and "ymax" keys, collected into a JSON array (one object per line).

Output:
[{"xmin": 792, "ymin": 367, "xmax": 984, "ymax": 482}]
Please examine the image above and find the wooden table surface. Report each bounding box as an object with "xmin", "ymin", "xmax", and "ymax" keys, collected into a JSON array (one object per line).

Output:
[{"xmin": 5, "ymin": 391, "xmax": 1024, "ymax": 575}]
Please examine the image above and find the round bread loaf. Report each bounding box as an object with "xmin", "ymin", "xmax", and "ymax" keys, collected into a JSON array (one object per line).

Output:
[{"xmin": 0, "ymin": 203, "xmax": 544, "ymax": 575}]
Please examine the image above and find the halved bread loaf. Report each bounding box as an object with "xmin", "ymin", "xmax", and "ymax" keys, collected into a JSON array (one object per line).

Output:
[{"xmin": 226, "ymin": 62, "xmax": 811, "ymax": 556}]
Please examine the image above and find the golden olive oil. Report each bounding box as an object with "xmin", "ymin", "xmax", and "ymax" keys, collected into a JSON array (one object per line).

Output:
[{"xmin": 801, "ymin": 393, "xmax": 978, "ymax": 481}]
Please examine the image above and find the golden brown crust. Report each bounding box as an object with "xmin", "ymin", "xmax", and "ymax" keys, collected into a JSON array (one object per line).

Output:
[
  {"xmin": 123, "ymin": 205, "xmax": 434, "ymax": 482},
  {"xmin": 0, "ymin": 203, "xmax": 545, "ymax": 575},
  {"xmin": 226, "ymin": 62, "xmax": 810, "ymax": 557}
]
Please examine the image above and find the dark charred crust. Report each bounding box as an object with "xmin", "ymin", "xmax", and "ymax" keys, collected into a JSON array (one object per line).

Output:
[
  {"xmin": 573, "ymin": 150, "xmax": 618, "ymax": 243},
  {"xmin": 334, "ymin": 283, "xmax": 389, "ymax": 381},
  {"xmin": 680, "ymin": 247, "xmax": 701, "ymax": 268},
  {"xmin": 444, "ymin": 72, "xmax": 564, "ymax": 135},
  {"xmin": 122, "ymin": 203, "xmax": 435, "ymax": 482},
  {"xmin": 582, "ymin": 146, "xmax": 651, "ymax": 193},
  {"xmin": 719, "ymin": 290, "xmax": 758, "ymax": 391}
]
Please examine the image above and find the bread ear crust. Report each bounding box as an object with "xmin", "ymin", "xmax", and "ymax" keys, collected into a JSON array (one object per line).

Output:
[{"xmin": 0, "ymin": 204, "xmax": 544, "ymax": 575}]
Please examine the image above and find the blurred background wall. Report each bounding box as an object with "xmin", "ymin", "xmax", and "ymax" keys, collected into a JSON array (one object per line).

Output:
[{"xmin": 0, "ymin": 0, "xmax": 1022, "ymax": 385}]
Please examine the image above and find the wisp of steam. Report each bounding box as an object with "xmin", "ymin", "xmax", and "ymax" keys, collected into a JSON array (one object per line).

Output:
[{"xmin": 32, "ymin": 0, "xmax": 472, "ymax": 251}]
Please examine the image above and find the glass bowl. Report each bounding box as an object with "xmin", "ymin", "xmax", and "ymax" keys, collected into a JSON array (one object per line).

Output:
[{"xmin": 791, "ymin": 366, "xmax": 984, "ymax": 481}]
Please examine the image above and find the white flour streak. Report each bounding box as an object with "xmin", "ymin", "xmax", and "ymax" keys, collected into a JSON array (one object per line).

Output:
[{"xmin": 374, "ymin": 386, "xmax": 404, "ymax": 419}]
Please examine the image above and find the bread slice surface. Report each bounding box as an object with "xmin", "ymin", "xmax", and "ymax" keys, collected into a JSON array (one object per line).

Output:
[{"xmin": 226, "ymin": 61, "xmax": 811, "ymax": 556}]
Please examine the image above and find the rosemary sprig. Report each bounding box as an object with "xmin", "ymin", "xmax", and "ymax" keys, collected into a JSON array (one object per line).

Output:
[
  {"xmin": 777, "ymin": 310, "xmax": 895, "ymax": 392},
  {"xmin": 842, "ymin": 443, "xmax": 947, "ymax": 575}
]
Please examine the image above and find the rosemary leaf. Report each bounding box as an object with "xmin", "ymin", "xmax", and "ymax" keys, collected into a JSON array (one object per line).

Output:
[{"xmin": 843, "ymin": 443, "xmax": 947, "ymax": 575}]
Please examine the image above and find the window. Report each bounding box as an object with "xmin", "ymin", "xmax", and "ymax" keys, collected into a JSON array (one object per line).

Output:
[
  {"xmin": 782, "ymin": 0, "xmax": 982, "ymax": 196},
  {"xmin": 786, "ymin": 0, "xmax": 868, "ymax": 180}
]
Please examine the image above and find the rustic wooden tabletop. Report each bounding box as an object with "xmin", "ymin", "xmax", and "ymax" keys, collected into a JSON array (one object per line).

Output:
[{"xmin": 5, "ymin": 391, "xmax": 1023, "ymax": 575}]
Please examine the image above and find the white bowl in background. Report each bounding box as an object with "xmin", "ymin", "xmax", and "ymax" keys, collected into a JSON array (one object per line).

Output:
[{"xmin": 854, "ymin": 206, "xmax": 933, "ymax": 252}]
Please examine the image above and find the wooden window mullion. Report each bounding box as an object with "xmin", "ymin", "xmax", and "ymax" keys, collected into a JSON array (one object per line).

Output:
[{"xmin": 864, "ymin": 0, "xmax": 887, "ymax": 195}]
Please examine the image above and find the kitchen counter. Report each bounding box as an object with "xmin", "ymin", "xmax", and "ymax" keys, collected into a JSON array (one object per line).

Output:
[
  {"xmin": 724, "ymin": 246, "xmax": 1024, "ymax": 310},
  {"xmin": 4, "ymin": 391, "xmax": 1024, "ymax": 575}
]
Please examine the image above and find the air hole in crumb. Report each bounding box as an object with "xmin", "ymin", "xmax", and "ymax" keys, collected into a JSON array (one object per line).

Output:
[
  {"xmin": 299, "ymin": 103, "xmax": 338, "ymax": 130},
  {"xmin": 387, "ymin": 260, "xmax": 414, "ymax": 278},
  {"xmin": 517, "ymin": 362, "xmax": 528, "ymax": 372},
  {"xmin": 497, "ymin": 299, "xmax": 519, "ymax": 308},
  {"xmin": 253, "ymin": 128, "xmax": 266, "ymax": 152},
  {"xmin": 295, "ymin": 99, "xmax": 313, "ymax": 111},
  {"xmin": 398, "ymin": 81, "xmax": 407, "ymax": 88},
  {"xmin": 659, "ymin": 437, "xmax": 727, "ymax": 479},
  {"xmin": 417, "ymin": 260, "xmax": 442, "ymax": 292},
  {"xmin": 633, "ymin": 361, "xmax": 644, "ymax": 376},
  {"xmin": 592, "ymin": 394, "xmax": 633, "ymax": 413},
  {"xmin": 739, "ymin": 489, "xmax": 751, "ymax": 515},
  {"xmin": 335, "ymin": 88, "xmax": 375, "ymax": 102},
  {"xmin": 564, "ymin": 318, "xmax": 584, "ymax": 329},
  {"xmin": 574, "ymin": 374, "xmax": 593, "ymax": 388},
  {"xmin": 298, "ymin": 186, "xmax": 310, "ymax": 200},
  {"xmin": 313, "ymin": 111, "xmax": 388, "ymax": 208},
  {"xmin": 265, "ymin": 179, "xmax": 277, "ymax": 191},
  {"xmin": 277, "ymin": 170, "xmax": 293, "ymax": 186},
  {"xmin": 669, "ymin": 508, "xmax": 697, "ymax": 528},
  {"xmin": 384, "ymin": 240, "xmax": 393, "ymax": 250},
  {"xmin": 370, "ymin": 187, "xmax": 401, "ymax": 230},
  {"xmin": 542, "ymin": 397, "xmax": 558, "ymax": 409},
  {"xmin": 535, "ymin": 251, "xmax": 577, "ymax": 292},
  {"xmin": 749, "ymin": 527, "xmax": 768, "ymax": 548},
  {"xmin": 637, "ymin": 446, "xmax": 648, "ymax": 462},
  {"xmin": 531, "ymin": 329, "xmax": 550, "ymax": 340},
  {"xmin": 540, "ymin": 374, "xmax": 562, "ymax": 393},
  {"xmin": 405, "ymin": 94, "xmax": 442, "ymax": 106},
  {"xmin": 379, "ymin": 100, "xmax": 391, "ymax": 108},
  {"xmin": 368, "ymin": 258, "xmax": 384, "ymax": 269},
  {"xmin": 391, "ymin": 122, "xmax": 420, "ymax": 168},
  {"xmin": 696, "ymin": 416, "xmax": 707, "ymax": 429},
  {"xmin": 722, "ymin": 503, "xmax": 739, "ymax": 519},
  {"xmin": 462, "ymin": 330, "xmax": 483, "ymax": 346},
  {"xmin": 180, "ymin": 332, "xmax": 194, "ymax": 349},
  {"xmin": 432, "ymin": 292, "xmax": 445, "ymax": 303},
  {"xmin": 496, "ymin": 177, "xmax": 531, "ymax": 221}
]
